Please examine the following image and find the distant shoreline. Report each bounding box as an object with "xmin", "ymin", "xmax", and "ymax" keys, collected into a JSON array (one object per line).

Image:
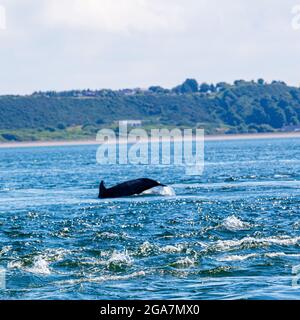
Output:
[{"xmin": 0, "ymin": 131, "xmax": 300, "ymax": 149}]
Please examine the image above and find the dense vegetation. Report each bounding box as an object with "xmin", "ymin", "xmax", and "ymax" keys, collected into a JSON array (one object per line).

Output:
[{"xmin": 1, "ymin": 79, "xmax": 300, "ymax": 141}]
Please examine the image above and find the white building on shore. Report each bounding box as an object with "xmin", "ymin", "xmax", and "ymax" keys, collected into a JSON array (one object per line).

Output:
[{"xmin": 117, "ymin": 120, "xmax": 142, "ymax": 127}]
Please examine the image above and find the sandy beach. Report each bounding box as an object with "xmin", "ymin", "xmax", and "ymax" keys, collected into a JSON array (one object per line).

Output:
[{"xmin": 0, "ymin": 131, "xmax": 300, "ymax": 149}]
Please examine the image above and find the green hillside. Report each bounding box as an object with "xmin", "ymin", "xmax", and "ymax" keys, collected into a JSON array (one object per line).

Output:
[{"xmin": 1, "ymin": 79, "xmax": 300, "ymax": 141}]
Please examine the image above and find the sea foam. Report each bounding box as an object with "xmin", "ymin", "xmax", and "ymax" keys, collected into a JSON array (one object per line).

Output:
[{"xmin": 222, "ymin": 215, "xmax": 250, "ymax": 231}]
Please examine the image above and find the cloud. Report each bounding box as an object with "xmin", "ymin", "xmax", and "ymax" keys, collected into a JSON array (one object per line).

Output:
[
  {"xmin": 43, "ymin": 0, "xmax": 185, "ymax": 34},
  {"xmin": 0, "ymin": 5, "xmax": 6, "ymax": 30},
  {"xmin": 0, "ymin": 0, "xmax": 300, "ymax": 94}
]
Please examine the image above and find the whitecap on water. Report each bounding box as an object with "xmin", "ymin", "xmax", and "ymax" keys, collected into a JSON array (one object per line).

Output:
[
  {"xmin": 222, "ymin": 215, "xmax": 250, "ymax": 231},
  {"xmin": 87, "ymin": 271, "xmax": 146, "ymax": 283},
  {"xmin": 265, "ymin": 252, "xmax": 286, "ymax": 258},
  {"xmin": 0, "ymin": 246, "xmax": 12, "ymax": 256},
  {"xmin": 213, "ymin": 236, "xmax": 300, "ymax": 252},
  {"xmin": 160, "ymin": 244, "xmax": 185, "ymax": 253},
  {"xmin": 95, "ymin": 232, "xmax": 129, "ymax": 240},
  {"xmin": 138, "ymin": 241, "xmax": 157, "ymax": 256},
  {"xmin": 218, "ymin": 252, "xmax": 300, "ymax": 261},
  {"xmin": 7, "ymin": 248, "xmax": 69, "ymax": 275},
  {"xmin": 107, "ymin": 250, "xmax": 133, "ymax": 270},
  {"xmin": 27, "ymin": 256, "xmax": 51, "ymax": 275},
  {"xmin": 58, "ymin": 271, "xmax": 146, "ymax": 286},
  {"xmin": 8, "ymin": 260, "xmax": 23, "ymax": 270},
  {"xmin": 264, "ymin": 252, "xmax": 300, "ymax": 258},
  {"xmin": 9, "ymin": 256, "xmax": 51, "ymax": 275},
  {"xmin": 172, "ymin": 257, "xmax": 196, "ymax": 268},
  {"xmin": 217, "ymin": 253, "xmax": 258, "ymax": 262}
]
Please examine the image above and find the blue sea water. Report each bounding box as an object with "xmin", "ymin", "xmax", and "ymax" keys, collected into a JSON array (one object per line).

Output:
[{"xmin": 0, "ymin": 138, "xmax": 300, "ymax": 300}]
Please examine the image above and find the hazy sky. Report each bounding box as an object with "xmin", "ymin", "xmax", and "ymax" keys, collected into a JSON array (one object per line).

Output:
[{"xmin": 0, "ymin": 0, "xmax": 300, "ymax": 94}]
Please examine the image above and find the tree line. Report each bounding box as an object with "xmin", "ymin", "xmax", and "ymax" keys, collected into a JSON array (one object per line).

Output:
[{"xmin": 0, "ymin": 79, "xmax": 300, "ymax": 140}]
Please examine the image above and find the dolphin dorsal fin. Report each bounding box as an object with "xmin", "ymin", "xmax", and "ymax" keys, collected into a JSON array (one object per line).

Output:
[{"xmin": 99, "ymin": 181, "xmax": 107, "ymax": 198}]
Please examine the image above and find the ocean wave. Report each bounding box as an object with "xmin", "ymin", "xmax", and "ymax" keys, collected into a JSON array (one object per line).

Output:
[
  {"xmin": 203, "ymin": 266, "xmax": 233, "ymax": 275},
  {"xmin": 221, "ymin": 215, "xmax": 251, "ymax": 231},
  {"xmin": 136, "ymin": 242, "xmax": 187, "ymax": 256},
  {"xmin": 7, "ymin": 248, "xmax": 69, "ymax": 275},
  {"xmin": 172, "ymin": 180, "xmax": 300, "ymax": 190},
  {"xmin": 265, "ymin": 252, "xmax": 300, "ymax": 258},
  {"xmin": 219, "ymin": 251, "xmax": 300, "ymax": 261},
  {"xmin": 217, "ymin": 253, "xmax": 258, "ymax": 262},
  {"xmin": 171, "ymin": 257, "xmax": 196, "ymax": 268},
  {"xmin": 160, "ymin": 244, "xmax": 185, "ymax": 253},
  {"xmin": 212, "ymin": 236, "xmax": 300, "ymax": 252},
  {"xmin": 107, "ymin": 250, "xmax": 134, "ymax": 271},
  {"xmin": 94, "ymin": 232, "xmax": 129, "ymax": 240},
  {"xmin": 264, "ymin": 252, "xmax": 286, "ymax": 258},
  {"xmin": 8, "ymin": 256, "xmax": 51, "ymax": 275},
  {"xmin": 27, "ymin": 256, "xmax": 51, "ymax": 275},
  {"xmin": 0, "ymin": 246, "xmax": 12, "ymax": 256},
  {"xmin": 58, "ymin": 271, "xmax": 146, "ymax": 286},
  {"xmin": 137, "ymin": 241, "xmax": 157, "ymax": 256}
]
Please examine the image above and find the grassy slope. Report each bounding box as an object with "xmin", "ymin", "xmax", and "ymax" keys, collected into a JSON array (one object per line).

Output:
[{"xmin": 0, "ymin": 81, "xmax": 300, "ymax": 142}]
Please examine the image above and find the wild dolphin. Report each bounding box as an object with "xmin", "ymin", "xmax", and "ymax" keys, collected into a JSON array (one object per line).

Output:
[{"xmin": 98, "ymin": 178, "xmax": 166, "ymax": 199}]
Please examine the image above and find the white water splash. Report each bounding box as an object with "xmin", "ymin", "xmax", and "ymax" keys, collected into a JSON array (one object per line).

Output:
[
  {"xmin": 27, "ymin": 257, "xmax": 51, "ymax": 275},
  {"xmin": 142, "ymin": 186, "xmax": 176, "ymax": 196},
  {"xmin": 8, "ymin": 261, "xmax": 23, "ymax": 270},
  {"xmin": 7, "ymin": 249, "xmax": 69, "ymax": 275},
  {"xmin": 107, "ymin": 250, "xmax": 133, "ymax": 267},
  {"xmin": 222, "ymin": 215, "xmax": 250, "ymax": 231}
]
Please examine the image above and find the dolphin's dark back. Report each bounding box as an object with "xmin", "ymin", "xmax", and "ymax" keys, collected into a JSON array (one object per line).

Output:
[{"xmin": 99, "ymin": 178, "xmax": 165, "ymax": 199}]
